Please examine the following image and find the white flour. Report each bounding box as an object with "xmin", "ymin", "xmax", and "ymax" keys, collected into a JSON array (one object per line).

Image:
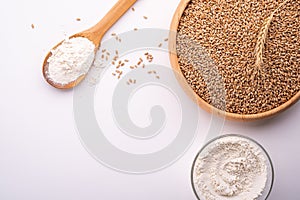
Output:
[
  {"xmin": 47, "ymin": 37, "xmax": 95, "ymax": 85},
  {"xmin": 193, "ymin": 136, "xmax": 268, "ymax": 200}
]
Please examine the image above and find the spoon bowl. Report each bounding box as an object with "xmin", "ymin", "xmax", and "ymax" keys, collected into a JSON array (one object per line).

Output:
[{"xmin": 43, "ymin": 0, "xmax": 137, "ymax": 89}]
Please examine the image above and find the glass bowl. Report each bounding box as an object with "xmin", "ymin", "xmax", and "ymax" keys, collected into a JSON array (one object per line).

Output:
[{"xmin": 191, "ymin": 134, "xmax": 274, "ymax": 200}]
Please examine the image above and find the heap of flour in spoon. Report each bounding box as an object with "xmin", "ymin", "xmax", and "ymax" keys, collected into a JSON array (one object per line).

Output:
[{"xmin": 46, "ymin": 37, "xmax": 95, "ymax": 85}]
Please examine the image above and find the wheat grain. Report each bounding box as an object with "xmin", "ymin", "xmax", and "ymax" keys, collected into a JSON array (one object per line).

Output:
[{"xmin": 177, "ymin": 0, "xmax": 299, "ymax": 114}]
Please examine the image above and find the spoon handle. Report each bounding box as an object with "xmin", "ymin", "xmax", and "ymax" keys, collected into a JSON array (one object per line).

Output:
[{"xmin": 88, "ymin": 0, "xmax": 138, "ymax": 45}]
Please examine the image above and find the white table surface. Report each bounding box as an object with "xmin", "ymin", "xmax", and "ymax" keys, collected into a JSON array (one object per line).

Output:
[{"xmin": 0, "ymin": 0, "xmax": 299, "ymax": 199}]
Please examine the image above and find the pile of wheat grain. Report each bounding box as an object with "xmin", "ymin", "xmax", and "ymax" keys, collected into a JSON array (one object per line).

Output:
[{"xmin": 177, "ymin": 0, "xmax": 300, "ymax": 114}]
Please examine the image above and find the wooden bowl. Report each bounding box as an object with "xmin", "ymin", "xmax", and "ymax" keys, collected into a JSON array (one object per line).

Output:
[{"xmin": 169, "ymin": 0, "xmax": 300, "ymax": 121}]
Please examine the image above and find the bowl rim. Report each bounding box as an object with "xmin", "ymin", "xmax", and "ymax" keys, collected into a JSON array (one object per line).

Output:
[
  {"xmin": 190, "ymin": 134, "xmax": 275, "ymax": 200},
  {"xmin": 169, "ymin": 0, "xmax": 300, "ymax": 121}
]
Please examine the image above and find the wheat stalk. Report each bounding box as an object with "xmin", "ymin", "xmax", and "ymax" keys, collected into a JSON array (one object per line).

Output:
[{"xmin": 254, "ymin": 0, "xmax": 291, "ymax": 69}]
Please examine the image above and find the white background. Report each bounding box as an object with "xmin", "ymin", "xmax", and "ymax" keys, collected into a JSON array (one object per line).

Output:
[{"xmin": 0, "ymin": 0, "xmax": 299, "ymax": 199}]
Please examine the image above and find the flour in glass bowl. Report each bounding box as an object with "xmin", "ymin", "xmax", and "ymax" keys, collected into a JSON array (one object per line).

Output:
[
  {"xmin": 192, "ymin": 135, "xmax": 273, "ymax": 200},
  {"xmin": 46, "ymin": 37, "xmax": 95, "ymax": 85}
]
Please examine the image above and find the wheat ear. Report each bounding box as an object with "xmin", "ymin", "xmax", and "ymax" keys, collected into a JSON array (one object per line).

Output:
[{"xmin": 254, "ymin": 0, "xmax": 290, "ymax": 68}]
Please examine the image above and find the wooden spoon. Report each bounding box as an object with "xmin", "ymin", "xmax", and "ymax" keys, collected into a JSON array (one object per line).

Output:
[{"xmin": 43, "ymin": 0, "xmax": 137, "ymax": 89}]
